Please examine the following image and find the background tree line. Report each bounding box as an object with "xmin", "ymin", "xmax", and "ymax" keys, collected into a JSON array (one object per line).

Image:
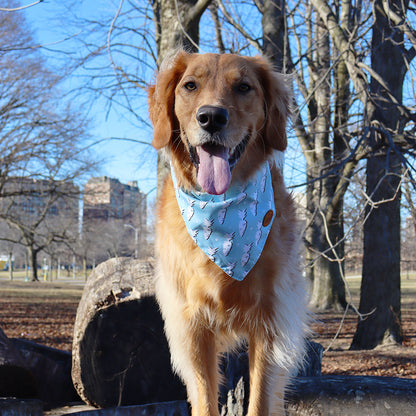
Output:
[{"xmin": 0, "ymin": 0, "xmax": 415, "ymax": 350}]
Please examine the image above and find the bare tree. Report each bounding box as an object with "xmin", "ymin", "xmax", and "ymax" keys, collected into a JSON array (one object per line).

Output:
[
  {"xmin": 311, "ymin": 0, "xmax": 416, "ymax": 348},
  {"xmin": 301, "ymin": 9, "xmax": 348, "ymax": 311},
  {"xmin": 351, "ymin": 0, "xmax": 414, "ymax": 349},
  {"xmin": 0, "ymin": 221, "xmax": 22, "ymax": 280},
  {"xmin": 0, "ymin": 5, "xmax": 97, "ymax": 280},
  {"xmin": 214, "ymin": 1, "xmax": 415, "ymax": 320},
  {"xmin": 0, "ymin": 179, "xmax": 81, "ymax": 281}
]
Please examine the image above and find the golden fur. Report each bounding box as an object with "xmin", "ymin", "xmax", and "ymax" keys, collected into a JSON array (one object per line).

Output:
[{"xmin": 148, "ymin": 51, "xmax": 308, "ymax": 416}]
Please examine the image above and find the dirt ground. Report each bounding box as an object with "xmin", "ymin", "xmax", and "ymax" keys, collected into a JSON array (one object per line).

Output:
[{"xmin": 0, "ymin": 278, "xmax": 415, "ymax": 379}]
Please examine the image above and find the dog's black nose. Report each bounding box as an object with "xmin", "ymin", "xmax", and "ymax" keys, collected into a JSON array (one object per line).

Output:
[{"xmin": 196, "ymin": 106, "xmax": 229, "ymax": 133}]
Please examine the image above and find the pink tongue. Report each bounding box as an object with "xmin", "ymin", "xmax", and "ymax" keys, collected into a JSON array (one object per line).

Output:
[{"xmin": 196, "ymin": 144, "xmax": 231, "ymax": 195}]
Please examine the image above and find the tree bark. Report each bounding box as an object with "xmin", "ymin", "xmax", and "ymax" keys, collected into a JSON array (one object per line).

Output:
[
  {"xmin": 152, "ymin": 0, "xmax": 212, "ymax": 194},
  {"xmin": 351, "ymin": 0, "xmax": 406, "ymax": 349},
  {"xmin": 155, "ymin": 0, "xmax": 210, "ymax": 64},
  {"xmin": 28, "ymin": 245, "xmax": 39, "ymax": 282},
  {"xmin": 307, "ymin": 14, "xmax": 346, "ymax": 311},
  {"xmin": 262, "ymin": 0, "xmax": 286, "ymax": 71}
]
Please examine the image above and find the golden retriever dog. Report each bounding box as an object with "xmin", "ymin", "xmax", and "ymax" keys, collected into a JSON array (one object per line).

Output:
[{"xmin": 148, "ymin": 51, "xmax": 308, "ymax": 416}]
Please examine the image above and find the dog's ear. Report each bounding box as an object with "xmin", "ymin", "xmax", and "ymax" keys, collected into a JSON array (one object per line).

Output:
[
  {"xmin": 148, "ymin": 51, "xmax": 189, "ymax": 150},
  {"xmin": 254, "ymin": 57, "xmax": 292, "ymax": 152},
  {"xmin": 148, "ymin": 81, "xmax": 173, "ymax": 150}
]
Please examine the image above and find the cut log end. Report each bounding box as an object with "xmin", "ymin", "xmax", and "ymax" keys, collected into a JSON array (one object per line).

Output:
[{"xmin": 71, "ymin": 257, "xmax": 186, "ymax": 408}]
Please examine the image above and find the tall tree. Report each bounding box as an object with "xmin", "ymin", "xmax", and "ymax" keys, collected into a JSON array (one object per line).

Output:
[
  {"xmin": 0, "ymin": 5, "xmax": 96, "ymax": 280},
  {"xmin": 286, "ymin": 1, "xmax": 359, "ymax": 310},
  {"xmin": 261, "ymin": 0, "xmax": 286, "ymax": 70},
  {"xmin": 153, "ymin": 0, "xmax": 211, "ymax": 62},
  {"xmin": 152, "ymin": 0, "xmax": 212, "ymax": 190},
  {"xmin": 311, "ymin": 0, "xmax": 416, "ymax": 347},
  {"xmin": 351, "ymin": 0, "xmax": 412, "ymax": 349},
  {"xmin": 306, "ymin": 13, "xmax": 347, "ymax": 310}
]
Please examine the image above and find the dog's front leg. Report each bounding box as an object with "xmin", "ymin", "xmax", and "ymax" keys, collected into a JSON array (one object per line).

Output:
[
  {"xmin": 247, "ymin": 336, "xmax": 287, "ymax": 416},
  {"xmin": 156, "ymin": 279, "xmax": 220, "ymax": 415},
  {"xmin": 187, "ymin": 326, "xmax": 220, "ymax": 416}
]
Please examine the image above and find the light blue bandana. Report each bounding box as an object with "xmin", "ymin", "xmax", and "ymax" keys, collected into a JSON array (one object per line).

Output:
[{"xmin": 172, "ymin": 162, "xmax": 276, "ymax": 281}]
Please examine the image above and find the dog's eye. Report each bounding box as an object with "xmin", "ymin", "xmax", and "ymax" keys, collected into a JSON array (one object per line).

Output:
[
  {"xmin": 238, "ymin": 83, "xmax": 251, "ymax": 93},
  {"xmin": 184, "ymin": 81, "xmax": 197, "ymax": 91}
]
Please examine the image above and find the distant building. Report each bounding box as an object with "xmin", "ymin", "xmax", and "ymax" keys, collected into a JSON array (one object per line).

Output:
[
  {"xmin": 82, "ymin": 177, "xmax": 147, "ymax": 259},
  {"xmin": 83, "ymin": 176, "xmax": 146, "ymax": 223}
]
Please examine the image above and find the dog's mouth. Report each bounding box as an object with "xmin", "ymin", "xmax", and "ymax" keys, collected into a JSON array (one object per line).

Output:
[{"xmin": 188, "ymin": 136, "xmax": 249, "ymax": 195}]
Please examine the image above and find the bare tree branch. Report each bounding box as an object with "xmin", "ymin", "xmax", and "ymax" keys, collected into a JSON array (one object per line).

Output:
[
  {"xmin": 0, "ymin": 0, "xmax": 43, "ymax": 12},
  {"xmin": 217, "ymin": 0, "xmax": 262, "ymax": 52}
]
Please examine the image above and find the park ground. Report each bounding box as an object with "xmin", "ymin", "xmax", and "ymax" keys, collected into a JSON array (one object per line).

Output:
[{"xmin": 0, "ymin": 271, "xmax": 415, "ymax": 379}]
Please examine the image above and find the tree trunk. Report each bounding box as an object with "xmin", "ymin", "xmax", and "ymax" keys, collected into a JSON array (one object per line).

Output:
[
  {"xmin": 156, "ymin": 0, "xmax": 205, "ymax": 64},
  {"xmin": 264, "ymin": 1, "xmax": 344, "ymax": 311},
  {"xmin": 83, "ymin": 256, "xmax": 88, "ymax": 281},
  {"xmin": 152, "ymin": 0, "xmax": 211, "ymax": 193},
  {"xmin": 50, "ymin": 256, "xmax": 55, "ymax": 281},
  {"xmin": 71, "ymin": 257, "xmax": 186, "ymax": 408},
  {"xmin": 330, "ymin": 0, "xmax": 351, "ymax": 305},
  {"xmin": 351, "ymin": 151, "xmax": 403, "ymax": 348},
  {"xmin": 262, "ymin": 0, "xmax": 286, "ymax": 71},
  {"xmin": 308, "ymin": 14, "xmax": 346, "ymax": 311},
  {"xmin": 28, "ymin": 245, "xmax": 38, "ymax": 282},
  {"xmin": 351, "ymin": 0, "xmax": 406, "ymax": 349}
]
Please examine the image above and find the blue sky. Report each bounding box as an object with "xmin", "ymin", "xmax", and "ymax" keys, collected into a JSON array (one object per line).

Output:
[{"xmin": 23, "ymin": 0, "xmax": 158, "ymax": 198}]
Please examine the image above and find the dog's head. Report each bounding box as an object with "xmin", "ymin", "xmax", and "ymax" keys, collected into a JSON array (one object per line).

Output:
[{"xmin": 148, "ymin": 51, "xmax": 291, "ymax": 195}]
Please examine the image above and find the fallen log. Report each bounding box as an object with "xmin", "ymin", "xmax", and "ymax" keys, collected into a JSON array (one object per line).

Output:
[
  {"xmin": 71, "ymin": 257, "xmax": 186, "ymax": 408},
  {"xmin": 47, "ymin": 375, "xmax": 416, "ymax": 415},
  {"xmin": 12, "ymin": 338, "xmax": 80, "ymax": 406},
  {"xmin": 47, "ymin": 400, "xmax": 189, "ymax": 416},
  {"xmin": 286, "ymin": 375, "xmax": 416, "ymax": 415},
  {"xmin": 0, "ymin": 398, "xmax": 43, "ymax": 416},
  {"xmin": 0, "ymin": 327, "xmax": 37, "ymax": 398}
]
